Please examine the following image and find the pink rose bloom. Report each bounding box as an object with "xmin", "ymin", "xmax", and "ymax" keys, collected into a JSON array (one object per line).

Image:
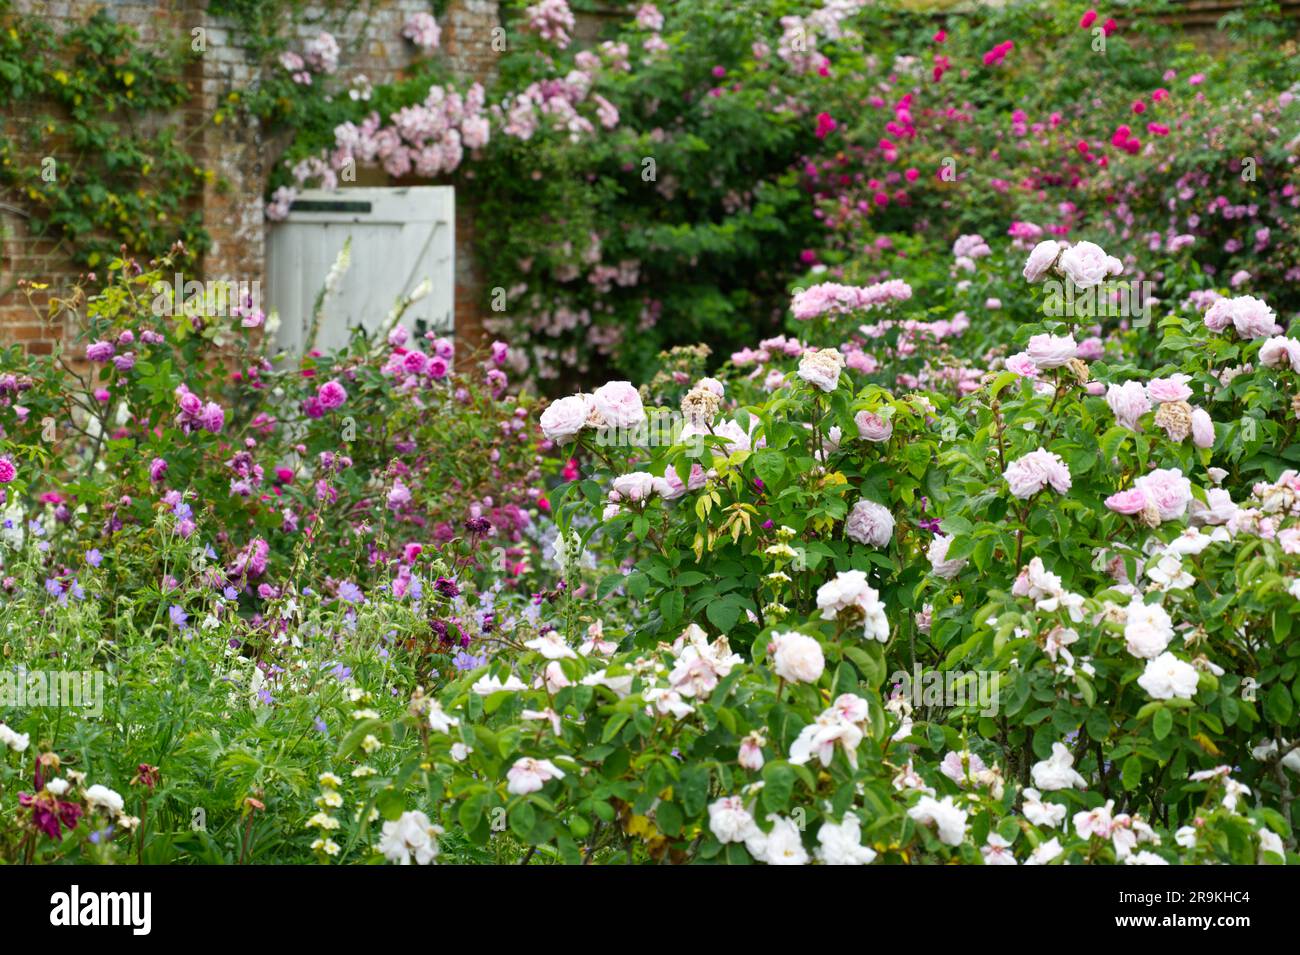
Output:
[
  {"xmin": 845, "ymin": 499, "xmax": 895, "ymax": 548},
  {"xmin": 854, "ymin": 410, "xmax": 893, "ymax": 442},
  {"xmin": 1204, "ymin": 295, "xmax": 1279, "ymax": 339},
  {"xmin": 316, "ymin": 380, "xmax": 347, "ymax": 410},
  {"xmin": 1259, "ymin": 336, "xmax": 1300, "ymax": 372},
  {"xmin": 1134, "ymin": 468, "xmax": 1193, "ymax": 521},
  {"xmin": 591, "ymin": 380, "xmax": 646, "ymax": 428},
  {"xmin": 1026, "ymin": 333, "xmax": 1078, "ymax": 369},
  {"xmin": 1057, "ymin": 241, "xmax": 1123, "ymax": 289},
  {"xmin": 85, "ymin": 340, "xmax": 115, "ymax": 362},
  {"xmin": 1278, "ymin": 528, "xmax": 1300, "ymax": 554},
  {"xmin": 1146, "ymin": 374, "xmax": 1192, "ymax": 403},
  {"xmin": 609, "ymin": 471, "xmax": 661, "ymax": 504},
  {"xmin": 1005, "ymin": 352, "xmax": 1040, "ymax": 378},
  {"xmin": 927, "ymin": 533, "xmax": 967, "ymax": 579},
  {"xmin": 1105, "ymin": 488, "xmax": 1149, "ymax": 515},
  {"xmin": 0, "ymin": 457, "xmax": 15, "ymax": 484},
  {"xmin": 402, "ymin": 350, "xmax": 428, "ymax": 375},
  {"xmin": 178, "ymin": 390, "xmax": 204, "ymax": 418},
  {"xmin": 539, "ymin": 395, "xmax": 589, "ymax": 442},
  {"xmin": 199, "ymin": 402, "xmax": 225, "ymax": 434},
  {"xmin": 1106, "ymin": 382, "xmax": 1151, "ymax": 430},
  {"xmin": 659, "ymin": 463, "xmax": 707, "ymax": 500},
  {"xmin": 1022, "ymin": 240, "xmax": 1061, "ymax": 282},
  {"xmin": 1077, "ymin": 336, "xmax": 1104, "ymax": 360},
  {"xmin": 1003, "ymin": 449, "xmax": 1072, "ymax": 499},
  {"xmin": 1191, "ymin": 408, "xmax": 1215, "ymax": 449}
]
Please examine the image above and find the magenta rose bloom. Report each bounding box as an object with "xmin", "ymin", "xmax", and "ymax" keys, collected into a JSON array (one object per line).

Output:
[{"xmin": 317, "ymin": 380, "xmax": 348, "ymax": 410}]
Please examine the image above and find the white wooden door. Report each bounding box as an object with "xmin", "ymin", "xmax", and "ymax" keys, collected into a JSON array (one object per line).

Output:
[{"xmin": 266, "ymin": 187, "xmax": 454, "ymax": 354}]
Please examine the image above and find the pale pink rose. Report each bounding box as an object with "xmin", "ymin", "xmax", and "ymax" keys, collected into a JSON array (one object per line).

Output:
[
  {"xmin": 659, "ymin": 462, "xmax": 707, "ymax": 501},
  {"xmin": 738, "ymin": 732, "xmax": 765, "ymax": 771},
  {"xmin": 1057, "ymin": 241, "xmax": 1122, "ymax": 289},
  {"xmin": 1277, "ymin": 528, "xmax": 1300, "ymax": 554},
  {"xmin": 1146, "ymin": 374, "xmax": 1192, "ymax": 403},
  {"xmin": 1077, "ymin": 336, "xmax": 1105, "ymax": 360},
  {"xmin": 1259, "ymin": 336, "xmax": 1300, "ymax": 372},
  {"xmin": 1026, "ymin": 333, "xmax": 1078, "ymax": 369},
  {"xmin": 1133, "ymin": 468, "xmax": 1193, "ymax": 521},
  {"xmin": 1190, "ymin": 408, "xmax": 1214, "ymax": 449},
  {"xmin": 1189, "ymin": 488, "xmax": 1238, "ymax": 526},
  {"xmin": 1003, "ymin": 449, "xmax": 1072, "ymax": 499},
  {"xmin": 845, "ymin": 499, "xmax": 895, "ymax": 548},
  {"xmin": 1106, "ymin": 488, "xmax": 1149, "ymax": 515},
  {"xmin": 770, "ymin": 631, "xmax": 825, "ymax": 684},
  {"xmin": 854, "ymin": 410, "xmax": 893, "ymax": 442},
  {"xmin": 540, "ymin": 394, "xmax": 590, "ymax": 442},
  {"xmin": 609, "ymin": 471, "xmax": 662, "ymax": 503},
  {"xmin": 1005, "ymin": 352, "xmax": 1040, "ymax": 377},
  {"xmin": 1205, "ymin": 295, "xmax": 1280, "ymax": 339},
  {"xmin": 797, "ymin": 348, "xmax": 844, "ymax": 393},
  {"xmin": 1229, "ymin": 296, "xmax": 1279, "ymax": 339},
  {"xmin": 1106, "ymin": 382, "xmax": 1151, "ymax": 431},
  {"xmin": 1022, "ymin": 240, "xmax": 1062, "ymax": 282},
  {"xmin": 927, "ymin": 533, "xmax": 967, "ymax": 579},
  {"xmin": 591, "ymin": 381, "xmax": 646, "ymax": 428}
]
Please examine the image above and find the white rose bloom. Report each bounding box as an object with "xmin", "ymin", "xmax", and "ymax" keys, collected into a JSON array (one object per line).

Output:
[
  {"xmin": 796, "ymin": 348, "xmax": 845, "ymax": 393},
  {"xmin": 1123, "ymin": 596, "xmax": 1174, "ymax": 660},
  {"xmin": 815, "ymin": 815, "xmax": 877, "ymax": 865},
  {"xmin": 981, "ymin": 832, "xmax": 1018, "ymax": 866},
  {"xmin": 84, "ymin": 784, "xmax": 125, "ymax": 815},
  {"xmin": 378, "ymin": 810, "xmax": 444, "ymax": 865},
  {"xmin": 0, "ymin": 722, "xmax": 30, "ymax": 753},
  {"xmin": 471, "ymin": 673, "xmax": 528, "ymax": 695},
  {"xmin": 708, "ymin": 796, "xmax": 757, "ymax": 844},
  {"xmin": 1030, "ymin": 743, "xmax": 1088, "ymax": 791},
  {"xmin": 1124, "ymin": 850, "xmax": 1169, "ymax": 865},
  {"xmin": 427, "ymin": 700, "xmax": 460, "ymax": 734},
  {"xmin": 747, "ymin": 814, "xmax": 809, "ymax": 865},
  {"xmin": 505, "ymin": 757, "xmax": 566, "ymax": 795},
  {"xmin": 1258, "ymin": 827, "xmax": 1286, "ymax": 862},
  {"xmin": 908, "ymin": 795, "xmax": 969, "ymax": 846},
  {"xmin": 1137, "ymin": 652, "xmax": 1200, "ymax": 700},
  {"xmin": 1022, "ymin": 787, "xmax": 1067, "ymax": 828},
  {"xmin": 770, "ymin": 631, "xmax": 825, "ymax": 684},
  {"xmin": 523, "ymin": 632, "xmax": 578, "ymax": 660},
  {"xmin": 1026, "ymin": 836, "xmax": 1064, "ymax": 865}
]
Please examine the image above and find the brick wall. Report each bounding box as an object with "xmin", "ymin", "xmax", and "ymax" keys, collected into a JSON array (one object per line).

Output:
[{"xmin": 0, "ymin": 0, "xmax": 502, "ymax": 355}]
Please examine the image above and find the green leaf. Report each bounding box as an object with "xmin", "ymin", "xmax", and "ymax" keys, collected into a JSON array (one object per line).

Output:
[
  {"xmin": 1121, "ymin": 754, "xmax": 1143, "ymax": 791},
  {"xmin": 1265, "ymin": 684, "xmax": 1294, "ymax": 725},
  {"xmin": 1152, "ymin": 706, "xmax": 1174, "ymax": 742},
  {"xmin": 761, "ymin": 762, "xmax": 795, "ymax": 813},
  {"xmin": 751, "ymin": 449, "xmax": 786, "ymax": 487},
  {"xmin": 706, "ymin": 597, "xmax": 741, "ymax": 633}
]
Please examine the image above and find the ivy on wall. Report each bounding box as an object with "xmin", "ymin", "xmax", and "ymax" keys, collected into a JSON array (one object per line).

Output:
[{"xmin": 0, "ymin": 1, "xmax": 209, "ymax": 270}]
